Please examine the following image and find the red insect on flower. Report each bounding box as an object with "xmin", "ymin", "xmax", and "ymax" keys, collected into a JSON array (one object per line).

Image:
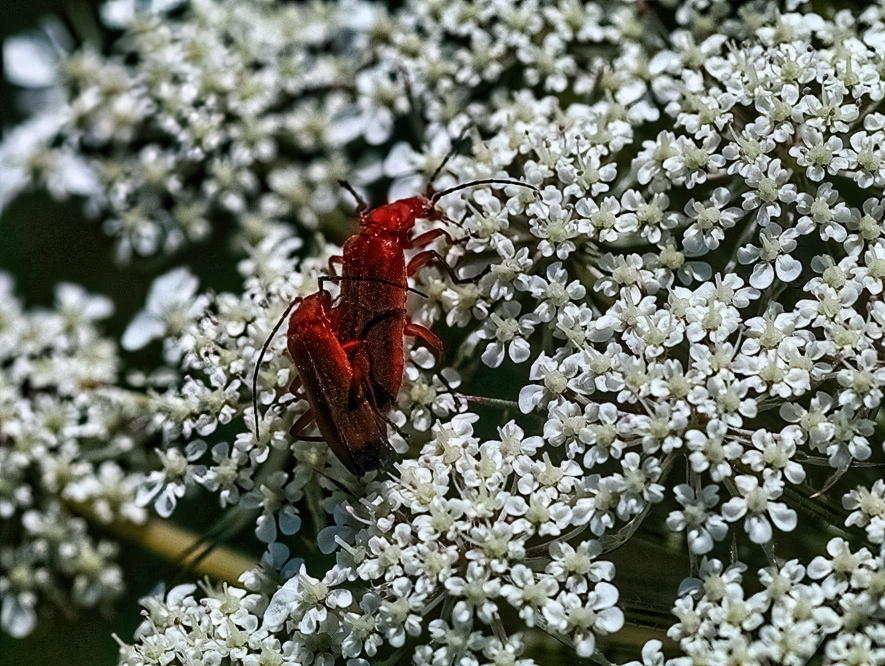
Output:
[
  {"xmin": 286, "ymin": 289, "xmax": 395, "ymax": 475},
  {"xmin": 332, "ymin": 177, "xmax": 538, "ymax": 414},
  {"xmin": 250, "ymin": 169, "xmax": 536, "ymax": 476},
  {"xmin": 252, "ymin": 282, "xmax": 397, "ymax": 476}
]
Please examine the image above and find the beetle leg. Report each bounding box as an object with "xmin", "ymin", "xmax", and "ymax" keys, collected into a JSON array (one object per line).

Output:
[
  {"xmin": 329, "ymin": 254, "xmax": 344, "ymax": 275},
  {"xmin": 407, "ymin": 249, "xmax": 489, "ymax": 284},
  {"xmin": 404, "ymin": 322, "xmax": 444, "ymax": 362},
  {"xmin": 340, "ymin": 337, "xmax": 392, "ymax": 413},
  {"xmin": 289, "ymin": 408, "xmax": 317, "ymax": 439},
  {"xmin": 407, "ymin": 228, "xmax": 453, "ymax": 250},
  {"xmin": 341, "ymin": 341, "xmax": 375, "ymax": 408}
]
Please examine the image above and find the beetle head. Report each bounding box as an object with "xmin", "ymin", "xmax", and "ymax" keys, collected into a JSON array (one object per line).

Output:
[{"xmin": 361, "ymin": 196, "xmax": 438, "ymax": 235}]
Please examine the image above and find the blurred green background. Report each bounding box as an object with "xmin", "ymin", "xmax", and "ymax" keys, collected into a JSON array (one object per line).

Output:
[
  {"xmin": 0, "ymin": 0, "xmax": 155, "ymax": 329},
  {"xmin": 1, "ymin": 2, "xmax": 165, "ymax": 663}
]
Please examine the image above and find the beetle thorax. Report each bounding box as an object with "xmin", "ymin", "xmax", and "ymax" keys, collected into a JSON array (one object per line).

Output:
[{"xmin": 361, "ymin": 196, "xmax": 435, "ymax": 235}]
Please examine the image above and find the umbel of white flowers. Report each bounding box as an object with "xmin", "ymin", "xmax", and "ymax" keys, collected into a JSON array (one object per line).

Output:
[{"xmin": 1, "ymin": 1, "xmax": 885, "ymax": 665}]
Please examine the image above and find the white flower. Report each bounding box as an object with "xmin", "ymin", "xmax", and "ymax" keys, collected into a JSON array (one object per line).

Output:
[
  {"xmin": 853, "ymin": 239, "xmax": 885, "ymax": 295},
  {"xmin": 482, "ymin": 238, "xmax": 534, "ymax": 300},
  {"xmin": 575, "ymin": 195, "xmax": 623, "ymax": 243},
  {"xmin": 517, "ymin": 261, "xmax": 586, "ymax": 323},
  {"xmin": 741, "ymin": 428, "xmax": 806, "ymax": 485},
  {"xmin": 519, "ymin": 352, "xmax": 582, "ymax": 413},
  {"xmin": 542, "ymin": 583, "xmax": 624, "ymax": 657},
  {"xmin": 737, "ymin": 223, "xmax": 802, "ymax": 289},
  {"xmin": 788, "ymin": 125, "xmax": 849, "ymax": 181},
  {"xmin": 477, "ymin": 301, "xmax": 537, "ymax": 367},
  {"xmin": 681, "ymin": 187, "xmax": 742, "ymax": 255},
  {"xmin": 662, "ymin": 134, "xmax": 725, "ymax": 187},
  {"xmin": 101, "ymin": 0, "xmax": 185, "ymax": 28},
  {"xmin": 122, "ymin": 267, "xmax": 204, "ymax": 351},
  {"xmin": 619, "ymin": 190, "xmax": 676, "ymax": 244},
  {"xmin": 444, "ymin": 561, "xmax": 501, "ymax": 624},
  {"xmin": 721, "ymin": 475, "xmax": 798, "ymax": 544},
  {"xmin": 263, "ymin": 566, "xmax": 352, "ymax": 634},
  {"xmin": 500, "ymin": 564, "xmax": 559, "ymax": 627},
  {"xmin": 667, "ymin": 484, "xmax": 728, "ymax": 554},
  {"xmin": 545, "ymin": 540, "xmax": 613, "ymax": 589},
  {"xmin": 579, "ymin": 401, "xmax": 627, "ymax": 466},
  {"xmin": 526, "ymin": 188, "xmax": 581, "ymax": 259},
  {"xmin": 633, "ymin": 130, "xmax": 679, "ymax": 189},
  {"xmin": 136, "ymin": 440, "xmax": 207, "ymax": 518},
  {"xmin": 795, "ymin": 182, "xmax": 851, "ymax": 242},
  {"xmin": 0, "ymin": 575, "xmax": 37, "ymax": 638},
  {"xmin": 836, "ymin": 348, "xmax": 885, "ymax": 410},
  {"xmin": 740, "ymin": 158, "xmax": 797, "ymax": 225},
  {"xmin": 845, "ymin": 130, "xmax": 885, "ymax": 188}
]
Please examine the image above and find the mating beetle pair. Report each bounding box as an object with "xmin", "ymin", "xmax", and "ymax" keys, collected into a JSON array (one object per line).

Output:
[{"xmin": 255, "ymin": 175, "xmax": 534, "ymax": 476}]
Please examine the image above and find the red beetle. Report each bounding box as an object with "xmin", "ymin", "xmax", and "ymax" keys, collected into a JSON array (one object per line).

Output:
[
  {"xmin": 253, "ymin": 286, "xmax": 395, "ymax": 476},
  {"xmin": 332, "ymin": 179, "xmax": 536, "ymax": 412}
]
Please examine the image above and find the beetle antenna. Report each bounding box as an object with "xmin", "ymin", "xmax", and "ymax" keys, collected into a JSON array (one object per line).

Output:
[
  {"xmin": 426, "ymin": 129, "xmax": 471, "ymax": 189},
  {"xmin": 316, "ymin": 467, "xmax": 359, "ymax": 497},
  {"xmin": 338, "ymin": 179, "xmax": 368, "ymax": 212},
  {"xmin": 430, "ymin": 179, "xmax": 539, "ymax": 204},
  {"xmin": 454, "ymin": 394, "xmax": 520, "ymax": 410},
  {"xmin": 427, "ymin": 141, "xmax": 458, "ymax": 187},
  {"xmin": 397, "ymin": 66, "xmax": 428, "ymax": 141},
  {"xmin": 252, "ymin": 297, "xmax": 302, "ymax": 440}
]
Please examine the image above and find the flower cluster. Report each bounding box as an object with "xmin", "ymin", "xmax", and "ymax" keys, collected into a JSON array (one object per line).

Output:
[
  {"xmin": 2, "ymin": 0, "xmax": 390, "ymax": 261},
  {"xmin": 665, "ymin": 548, "xmax": 885, "ymax": 666},
  {"xmin": 4, "ymin": 0, "xmax": 885, "ymax": 664},
  {"xmin": 0, "ymin": 277, "xmax": 150, "ymax": 637},
  {"xmin": 120, "ymin": 418, "xmax": 627, "ymax": 665}
]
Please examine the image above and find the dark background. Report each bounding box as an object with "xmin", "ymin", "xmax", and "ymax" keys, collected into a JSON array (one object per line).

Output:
[
  {"xmin": 1, "ymin": 2, "xmax": 166, "ymax": 663},
  {"xmin": 0, "ymin": 0, "xmax": 153, "ymax": 330}
]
